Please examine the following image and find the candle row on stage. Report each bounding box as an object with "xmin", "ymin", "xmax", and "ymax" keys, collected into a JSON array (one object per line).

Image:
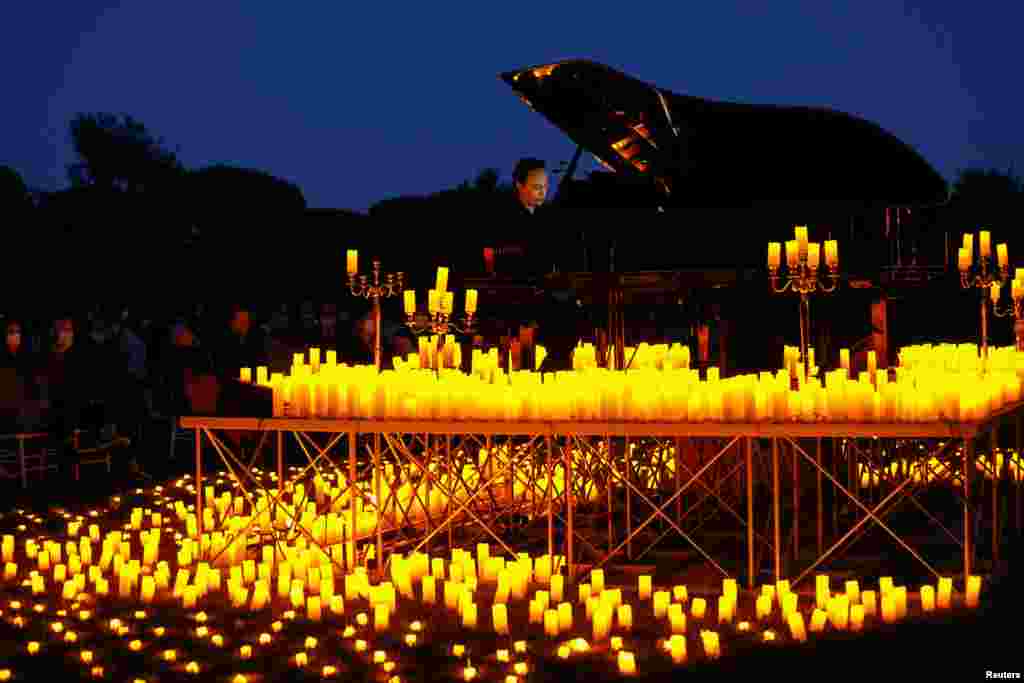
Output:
[{"xmin": 238, "ymin": 345, "xmax": 1024, "ymax": 423}]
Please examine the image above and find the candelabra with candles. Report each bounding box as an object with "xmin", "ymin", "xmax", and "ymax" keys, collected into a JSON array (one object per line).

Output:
[
  {"xmin": 403, "ymin": 266, "xmax": 479, "ymax": 336},
  {"xmin": 957, "ymin": 230, "xmax": 1009, "ymax": 361},
  {"xmin": 991, "ymin": 269, "xmax": 1024, "ymax": 352},
  {"xmin": 346, "ymin": 249, "xmax": 404, "ymax": 372},
  {"xmin": 767, "ymin": 226, "xmax": 840, "ymax": 383}
]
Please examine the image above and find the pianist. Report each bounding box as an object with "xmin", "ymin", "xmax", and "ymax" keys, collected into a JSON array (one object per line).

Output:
[
  {"xmin": 511, "ymin": 157, "xmax": 548, "ymax": 215},
  {"xmin": 490, "ymin": 157, "xmax": 557, "ymax": 276}
]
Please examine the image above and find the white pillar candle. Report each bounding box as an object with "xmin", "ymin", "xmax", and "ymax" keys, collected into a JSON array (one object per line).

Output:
[
  {"xmin": 492, "ymin": 603, "xmax": 509, "ymax": 635},
  {"xmin": 638, "ymin": 575, "xmax": 652, "ymax": 601}
]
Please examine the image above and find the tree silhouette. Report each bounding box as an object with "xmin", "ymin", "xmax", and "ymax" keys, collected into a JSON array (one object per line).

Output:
[
  {"xmin": 67, "ymin": 113, "xmax": 184, "ymax": 192},
  {"xmin": 949, "ymin": 167, "xmax": 1023, "ymax": 235},
  {"xmin": 188, "ymin": 164, "xmax": 306, "ymax": 217},
  {"xmin": 0, "ymin": 165, "xmax": 31, "ymax": 211},
  {"xmin": 952, "ymin": 168, "xmax": 1022, "ymax": 201},
  {"xmin": 186, "ymin": 164, "xmax": 307, "ymax": 267}
]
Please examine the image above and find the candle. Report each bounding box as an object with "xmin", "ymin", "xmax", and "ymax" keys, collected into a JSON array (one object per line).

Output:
[
  {"xmin": 840, "ymin": 348, "xmax": 850, "ymax": 376},
  {"xmin": 465, "ymin": 289, "xmax": 478, "ymax": 314},
  {"xmin": 550, "ymin": 574, "xmax": 565, "ymax": 603},
  {"xmin": 307, "ymin": 596, "xmax": 322, "ymax": 622},
  {"xmin": 436, "ymin": 267, "xmax": 449, "ymax": 293},
  {"xmin": 717, "ymin": 595, "xmax": 734, "ymax": 624},
  {"xmin": 404, "ymin": 290, "xmax": 416, "ymax": 316},
  {"xmin": 785, "ymin": 240, "xmax": 799, "ymax": 268},
  {"xmin": 614, "ymin": 606, "xmax": 630, "ymax": 634},
  {"xmin": 809, "ymin": 609, "xmax": 827, "ymax": 633},
  {"xmin": 543, "ymin": 608, "xmax": 559, "ymax": 637},
  {"xmin": 768, "ymin": 242, "xmax": 781, "ymax": 270},
  {"xmin": 638, "ymin": 575, "xmax": 652, "ymax": 600},
  {"xmin": 374, "ymin": 604, "xmax": 390, "ymax": 632},
  {"xmin": 617, "ymin": 651, "xmax": 636, "ymax": 676},
  {"xmin": 881, "ymin": 593, "xmax": 897, "ymax": 623},
  {"xmin": 347, "ymin": 250, "xmax": 358, "ymax": 275},
  {"xmin": 849, "ymin": 604, "xmax": 865, "ymax": 632},
  {"xmin": 492, "ymin": 603, "xmax": 509, "ymax": 635},
  {"xmin": 462, "ymin": 602, "xmax": 477, "ymax": 629},
  {"xmin": 668, "ymin": 634, "xmax": 687, "ymax": 664},
  {"xmin": 920, "ymin": 585, "xmax": 935, "ymax": 613},
  {"xmin": 998, "ymin": 243, "xmax": 1008, "ymax": 268},
  {"xmin": 653, "ymin": 591, "xmax": 670, "ymax": 618},
  {"xmin": 239, "ymin": 368, "xmax": 252, "ymax": 383},
  {"xmin": 861, "ymin": 590, "xmax": 877, "ymax": 617},
  {"xmin": 825, "ymin": 239, "xmax": 838, "ymax": 268},
  {"xmin": 428, "ymin": 290, "xmax": 440, "ymax": 315},
  {"xmin": 558, "ymin": 602, "xmax": 573, "ymax": 632},
  {"xmin": 668, "ymin": 603, "xmax": 686, "ymax": 634},
  {"xmin": 756, "ymin": 595, "xmax": 771, "ymax": 620},
  {"xmin": 937, "ymin": 578, "xmax": 953, "ymax": 609},
  {"xmin": 807, "ymin": 242, "xmax": 821, "ymax": 269},
  {"xmin": 794, "ymin": 226, "xmax": 808, "ymax": 257},
  {"xmin": 845, "ymin": 580, "xmax": 860, "ymax": 605},
  {"xmin": 966, "ymin": 575, "xmax": 981, "ymax": 608},
  {"xmin": 690, "ymin": 597, "xmax": 706, "ymax": 620},
  {"xmin": 592, "ymin": 605, "xmax": 613, "ymax": 641},
  {"xmin": 958, "ymin": 247, "xmax": 970, "ymax": 272},
  {"xmin": 979, "ymin": 230, "xmax": 991, "ymax": 258},
  {"xmin": 528, "ymin": 599, "xmax": 542, "ymax": 625},
  {"xmin": 991, "ymin": 282, "xmax": 1001, "ymax": 304},
  {"xmin": 787, "ymin": 612, "xmax": 807, "ymax": 642}
]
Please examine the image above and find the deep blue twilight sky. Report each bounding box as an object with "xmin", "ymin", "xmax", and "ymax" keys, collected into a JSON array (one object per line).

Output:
[{"xmin": 2, "ymin": 2, "xmax": 1021, "ymax": 211}]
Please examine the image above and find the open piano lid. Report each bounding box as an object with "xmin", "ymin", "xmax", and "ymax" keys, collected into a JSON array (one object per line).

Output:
[{"xmin": 500, "ymin": 60, "xmax": 948, "ymax": 207}]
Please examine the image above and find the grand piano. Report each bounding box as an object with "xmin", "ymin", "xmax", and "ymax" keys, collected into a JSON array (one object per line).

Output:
[{"xmin": 466, "ymin": 59, "xmax": 952, "ymax": 372}]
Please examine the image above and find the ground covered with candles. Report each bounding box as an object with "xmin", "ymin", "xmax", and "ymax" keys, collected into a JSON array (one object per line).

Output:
[{"xmin": 0, "ymin": 472, "xmax": 1008, "ymax": 682}]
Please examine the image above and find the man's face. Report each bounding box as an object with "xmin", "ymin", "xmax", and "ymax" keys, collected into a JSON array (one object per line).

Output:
[
  {"xmin": 231, "ymin": 311, "xmax": 251, "ymax": 337},
  {"xmin": 6, "ymin": 323, "xmax": 21, "ymax": 352},
  {"xmin": 516, "ymin": 169, "xmax": 548, "ymax": 210},
  {"xmin": 54, "ymin": 319, "xmax": 74, "ymax": 350}
]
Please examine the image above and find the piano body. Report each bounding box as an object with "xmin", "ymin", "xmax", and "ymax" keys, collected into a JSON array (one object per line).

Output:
[{"xmin": 474, "ymin": 59, "xmax": 951, "ymax": 372}]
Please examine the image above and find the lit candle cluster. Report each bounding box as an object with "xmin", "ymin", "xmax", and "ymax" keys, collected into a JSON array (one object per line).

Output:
[
  {"xmin": 0, "ymin": 469, "xmax": 993, "ymax": 683},
  {"xmin": 898, "ymin": 344, "xmax": 1024, "ymax": 375},
  {"xmin": 857, "ymin": 447, "xmax": 1023, "ymax": 488},
  {"xmin": 239, "ymin": 340, "xmax": 1024, "ymax": 424}
]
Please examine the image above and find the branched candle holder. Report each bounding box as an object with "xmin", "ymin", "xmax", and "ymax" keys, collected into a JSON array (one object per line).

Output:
[
  {"xmin": 768, "ymin": 227, "xmax": 840, "ymax": 383},
  {"xmin": 957, "ymin": 231, "xmax": 1009, "ymax": 361},
  {"xmin": 405, "ymin": 310, "xmax": 477, "ymax": 337},
  {"xmin": 346, "ymin": 250, "xmax": 404, "ymax": 372},
  {"xmin": 992, "ymin": 275, "xmax": 1024, "ymax": 352},
  {"xmin": 403, "ymin": 267, "xmax": 479, "ymax": 337}
]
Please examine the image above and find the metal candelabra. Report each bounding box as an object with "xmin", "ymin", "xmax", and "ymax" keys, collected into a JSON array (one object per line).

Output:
[
  {"xmin": 403, "ymin": 270, "xmax": 478, "ymax": 337},
  {"xmin": 347, "ymin": 253, "xmax": 404, "ymax": 372},
  {"xmin": 768, "ymin": 228, "xmax": 840, "ymax": 383},
  {"xmin": 958, "ymin": 232, "xmax": 1009, "ymax": 362},
  {"xmin": 992, "ymin": 279, "xmax": 1024, "ymax": 352},
  {"xmin": 405, "ymin": 309, "xmax": 477, "ymax": 337}
]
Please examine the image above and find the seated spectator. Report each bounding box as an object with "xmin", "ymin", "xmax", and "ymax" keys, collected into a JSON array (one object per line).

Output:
[
  {"xmin": 212, "ymin": 304, "xmax": 270, "ymax": 378},
  {"xmin": 0, "ymin": 319, "xmax": 33, "ymax": 372},
  {"xmin": 104, "ymin": 310, "xmax": 149, "ymax": 440},
  {"xmin": 345, "ymin": 310, "xmax": 412, "ymax": 368},
  {"xmin": 0, "ymin": 318, "xmax": 38, "ymax": 431},
  {"xmin": 159, "ymin": 320, "xmax": 214, "ymax": 417},
  {"xmin": 36, "ymin": 317, "xmax": 90, "ymax": 439}
]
